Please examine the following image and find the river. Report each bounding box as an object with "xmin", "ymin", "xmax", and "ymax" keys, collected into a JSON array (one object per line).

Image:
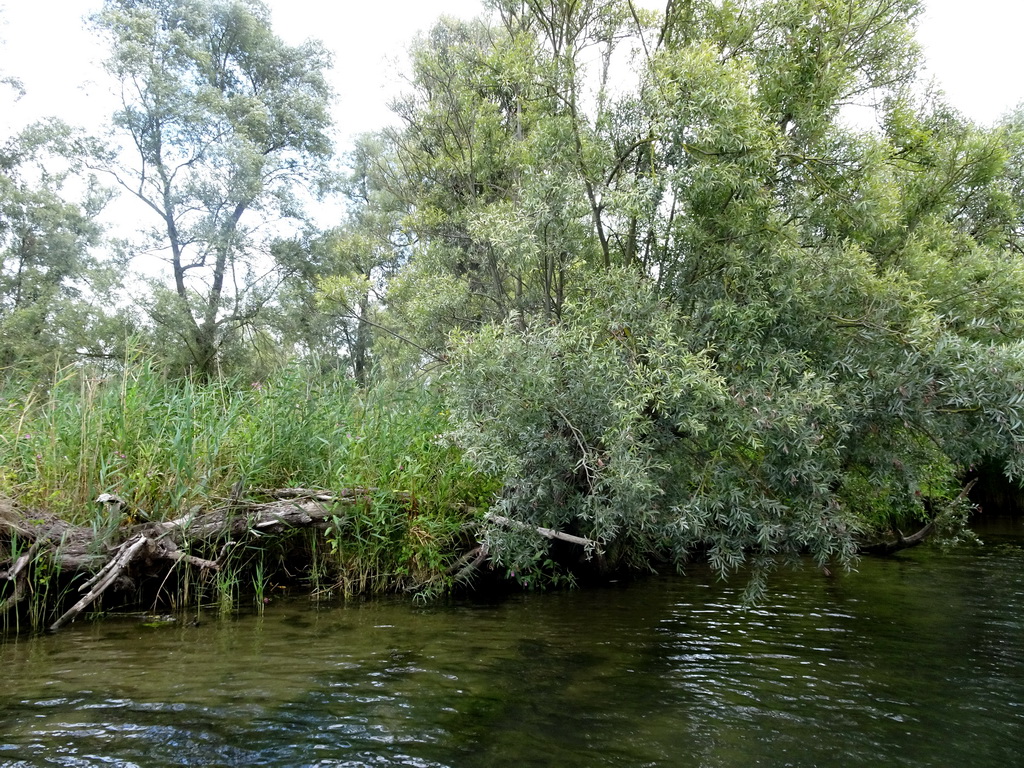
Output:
[{"xmin": 2, "ymin": 519, "xmax": 1022, "ymax": 767}]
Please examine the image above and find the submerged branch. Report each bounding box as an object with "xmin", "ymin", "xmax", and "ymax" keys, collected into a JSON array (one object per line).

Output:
[
  {"xmin": 50, "ymin": 534, "xmax": 150, "ymax": 632},
  {"xmin": 0, "ymin": 538, "xmax": 44, "ymax": 618},
  {"xmin": 859, "ymin": 480, "xmax": 977, "ymax": 555}
]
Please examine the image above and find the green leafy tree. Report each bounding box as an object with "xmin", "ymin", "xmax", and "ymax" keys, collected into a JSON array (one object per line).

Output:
[
  {"xmin": 282, "ymin": 135, "xmax": 414, "ymax": 382},
  {"xmin": 89, "ymin": 0, "xmax": 334, "ymax": 378},
  {"xmin": 373, "ymin": 0, "xmax": 1024, "ymax": 589},
  {"xmin": 0, "ymin": 124, "xmax": 125, "ymax": 376},
  {"xmin": 368, "ymin": 2, "xmax": 637, "ymax": 359}
]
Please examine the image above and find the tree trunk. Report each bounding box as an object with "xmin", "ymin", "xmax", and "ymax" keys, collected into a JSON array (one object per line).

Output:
[{"xmin": 0, "ymin": 488, "xmax": 407, "ymax": 632}]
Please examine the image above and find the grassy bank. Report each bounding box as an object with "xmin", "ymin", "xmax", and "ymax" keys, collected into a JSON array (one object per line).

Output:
[{"xmin": 0, "ymin": 362, "xmax": 498, "ymax": 631}]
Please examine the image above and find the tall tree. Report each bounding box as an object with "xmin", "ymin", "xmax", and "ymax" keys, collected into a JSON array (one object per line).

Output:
[
  {"xmin": 375, "ymin": 0, "xmax": 1024, "ymax": 590},
  {"xmin": 91, "ymin": 0, "xmax": 334, "ymax": 377},
  {"xmin": 369, "ymin": 3, "xmax": 636, "ymax": 359},
  {"xmin": 274, "ymin": 135, "xmax": 415, "ymax": 382}
]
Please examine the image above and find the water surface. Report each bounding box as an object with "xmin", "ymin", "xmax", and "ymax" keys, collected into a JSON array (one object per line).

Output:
[{"xmin": 2, "ymin": 521, "xmax": 1023, "ymax": 766}]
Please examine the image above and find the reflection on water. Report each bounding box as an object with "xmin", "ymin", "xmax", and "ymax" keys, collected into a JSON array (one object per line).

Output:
[{"xmin": 2, "ymin": 524, "xmax": 1023, "ymax": 767}]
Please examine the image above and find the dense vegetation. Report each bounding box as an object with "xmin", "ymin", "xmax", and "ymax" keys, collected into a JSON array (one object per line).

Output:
[{"xmin": 4, "ymin": 0, "xmax": 1024, "ymax": 625}]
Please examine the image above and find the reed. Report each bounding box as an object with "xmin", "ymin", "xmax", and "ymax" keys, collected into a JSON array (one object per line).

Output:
[{"xmin": 0, "ymin": 360, "xmax": 497, "ymax": 625}]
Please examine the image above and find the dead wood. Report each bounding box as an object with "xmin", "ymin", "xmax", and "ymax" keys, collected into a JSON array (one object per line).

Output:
[
  {"xmin": 49, "ymin": 534, "xmax": 151, "ymax": 631},
  {"xmin": 0, "ymin": 487, "xmax": 386, "ymax": 632},
  {"xmin": 487, "ymin": 513, "xmax": 601, "ymax": 551},
  {"xmin": 0, "ymin": 538, "xmax": 44, "ymax": 618},
  {"xmin": 447, "ymin": 543, "xmax": 490, "ymax": 584}
]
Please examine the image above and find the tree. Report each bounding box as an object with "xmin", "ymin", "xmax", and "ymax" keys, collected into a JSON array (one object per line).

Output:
[
  {"xmin": 365, "ymin": 3, "xmax": 637, "ymax": 361},
  {"xmin": 90, "ymin": 0, "xmax": 334, "ymax": 378},
  {"xmin": 0, "ymin": 123, "xmax": 124, "ymax": 376},
  {"xmin": 279, "ymin": 135, "xmax": 415, "ymax": 383},
  {"xmin": 372, "ymin": 0, "xmax": 1024, "ymax": 591}
]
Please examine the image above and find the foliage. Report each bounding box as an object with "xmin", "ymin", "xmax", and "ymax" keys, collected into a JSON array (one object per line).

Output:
[
  {"xmin": 6, "ymin": 0, "xmax": 1024, "ymax": 606},
  {"xmin": 0, "ymin": 124, "xmax": 127, "ymax": 376},
  {"xmin": 87, "ymin": 0, "xmax": 335, "ymax": 378},
  {"xmin": 0, "ymin": 360, "xmax": 492, "ymax": 602},
  {"xmin": 445, "ymin": 269, "xmax": 853, "ymax": 591},
  {"xmin": 277, "ymin": 135, "xmax": 415, "ymax": 382},
  {"xmin": 371, "ymin": 0, "xmax": 1024, "ymax": 591},
  {"xmin": 367, "ymin": 3, "xmax": 627, "ymax": 364}
]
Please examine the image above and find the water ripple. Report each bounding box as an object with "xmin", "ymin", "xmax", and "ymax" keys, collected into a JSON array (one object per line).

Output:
[{"xmin": 1, "ymin": 543, "xmax": 1022, "ymax": 767}]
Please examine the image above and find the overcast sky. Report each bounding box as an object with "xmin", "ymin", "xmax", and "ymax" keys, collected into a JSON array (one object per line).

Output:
[
  {"xmin": 1, "ymin": 0, "xmax": 1022, "ymax": 152},
  {"xmin": 0, "ymin": 0, "xmax": 485, "ymax": 144},
  {"xmin": 1, "ymin": 0, "xmax": 1022, "ymax": 144}
]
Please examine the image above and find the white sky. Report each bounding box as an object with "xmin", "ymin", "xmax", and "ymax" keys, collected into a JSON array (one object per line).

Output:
[
  {"xmin": 1, "ymin": 0, "xmax": 1022, "ymax": 148},
  {"xmin": 0, "ymin": 0, "xmax": 486, "ymax": 147},
  {"xmin": 916, "ymin": 0, "xmax": 1024, "ymax": 124},
  {"xmin": 0, "ymin": 0, "xmax": 1020, "ymax": 218},
  {"xmin": 2, "ymin": 0, "xmax": 1023, "ymax": 143}
]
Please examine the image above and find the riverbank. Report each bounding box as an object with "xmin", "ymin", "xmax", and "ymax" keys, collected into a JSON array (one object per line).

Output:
[
  {"xmin": 0, "ymin": 480, "xmax": 972, "ymax": 635},
  {"xmin": 0, "ymin": 485, "xmax": 486, "ymax": 634},
  {"xmin": 0, "ymin": 359, "xmax": 998, "ymax": 635},
  {"xmin": 0, "ymin": 363, "xmax": 499, "ymax": 633}
]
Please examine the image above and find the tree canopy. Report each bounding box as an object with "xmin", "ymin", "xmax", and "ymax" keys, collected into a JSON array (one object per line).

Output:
[
  {"xmin": 0, "ymin": 123, "xmax": 124, "ymax": 374},
  {"xmin": 89, "ymin": 0, "xmax": 334, "ymax": 377},
  {"xmin": 340, "ymin": 0, "xmax": 1024, "ymax": 590}
]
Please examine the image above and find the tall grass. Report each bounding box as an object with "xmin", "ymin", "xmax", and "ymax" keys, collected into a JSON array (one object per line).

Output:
[{"xmin": 0, "ymin": 361, "xmax": 497, "ymax": 613}]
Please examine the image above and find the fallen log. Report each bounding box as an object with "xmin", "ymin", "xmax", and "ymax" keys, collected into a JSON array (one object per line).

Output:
[
  {"xmin": 447, "ymin": 543, "xmax": 490, "ymax": 585},
  {"xmin": 0, "ymin": 487, "xmax": 389, "ymax": 632},
  {"xmin": 49, "ymin": 533, "xmax": 151, "ymax": 631},
  {"xmin": 0, "ymin": 538, "xmax": 44, "ymax": 618}
]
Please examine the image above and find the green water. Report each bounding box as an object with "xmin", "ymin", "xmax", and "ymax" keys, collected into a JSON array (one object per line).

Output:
[{"xmin": 2, "ymin": 521, "xmax": 1023, "ymax": 767}]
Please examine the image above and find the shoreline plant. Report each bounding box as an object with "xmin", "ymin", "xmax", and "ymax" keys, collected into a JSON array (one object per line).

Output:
[{"xmin": 0, "ymin": 359, "xmax": 497, "ymax": 632}]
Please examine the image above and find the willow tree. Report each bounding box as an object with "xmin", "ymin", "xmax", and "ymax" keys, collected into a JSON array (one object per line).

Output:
[
  {"xmin": 364, "ymin": 1, "xmax": 637, "ymax": 366},
  {"xmin": 92, "ymin": 0, "xmax": 333, "ymax": 377},
  {"xmin": 366, "ymin": 0, "xmax": 1024, "ymax": 593}
]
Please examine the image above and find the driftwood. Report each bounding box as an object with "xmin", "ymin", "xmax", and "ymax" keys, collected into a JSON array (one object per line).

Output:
[
  {"xmin": 439, "ymin": 515, "xmax": 600, "ymax": 585},
  {"xmin": 0, "ymin": 538, "xmax": 44, "ymax": 618},
  {"xmin": 859, "ymin": 520, "xmax": 937, "ymax": 555},
  {"xmin": 0, "ymin": 487, "xmax": 383, "ymax": 632},
  {"xmin": 49, "ymin": 533, "xmax": 150, "ymax": 631},
  {"xmin": 447, "ymin": 543, "xmax": 490, "ymax": 585}
]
